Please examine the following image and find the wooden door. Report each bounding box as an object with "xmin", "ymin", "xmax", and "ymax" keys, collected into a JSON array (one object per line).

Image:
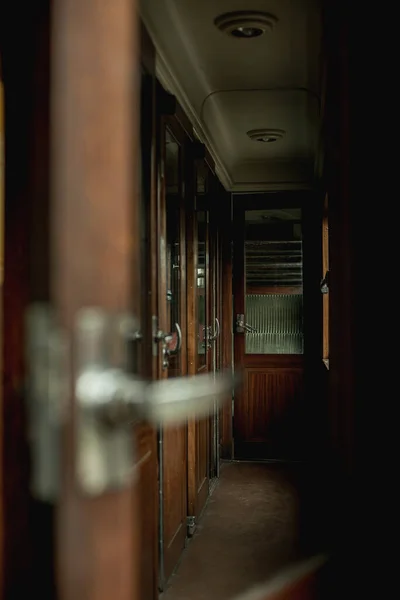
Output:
[
  {"xmin": 138, "ymin": 22, "xmax": 159, "ymax": 600},
  {"xmin": 233, "ymin": 196, "xmax": 305, "ymax": 460},
  {"xmin": 51, "ymin": 2, "xmax": 146, "ymax": 598},
  {"xmin": 158, "ymin": 117, "xmax": 188, "ymax": 587},
  {"xmin": 187, "ymin": 158, "xmax": 211, "ymax": 523},
  {"xmin": 208, "ymin": 175, "xmax": 223, "ymax": 481},
  {"xmin": 1, "ymin": 0, "xmax": 156, "ymax": 598}
]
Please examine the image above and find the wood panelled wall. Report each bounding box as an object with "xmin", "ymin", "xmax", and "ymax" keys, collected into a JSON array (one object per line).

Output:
[
  {"xmin": 138, "ymin": 22, "xmax": 158, "ymax": 600},
  {"xmin": 239, "ymin": 360, "xmax": 304, "ymax": 458},
  {"xmin": 219, "ymin": 191, "xmax": 233, "ymax": 459}
]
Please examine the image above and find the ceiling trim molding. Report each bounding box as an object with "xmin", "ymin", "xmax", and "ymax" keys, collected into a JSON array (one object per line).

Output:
[
  {"xmin": 156, "ymin": 52, "xmax": 233, "ymax": 190},
  {"xmin": 230, "ymin": 181, "xmax": 313, "ymax": 192},
  {"xmin": 141, "ymin": 13, "xmax": 233, "ymax": 190}
]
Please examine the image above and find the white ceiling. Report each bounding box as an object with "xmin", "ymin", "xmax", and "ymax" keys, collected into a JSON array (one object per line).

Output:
[{"xmin": 140, "ymin": 0, "xmax": 323, "ymax": 192}]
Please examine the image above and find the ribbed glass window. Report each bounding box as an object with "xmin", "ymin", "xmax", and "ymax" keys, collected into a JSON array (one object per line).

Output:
[{"xmin": 244, "ymin": 209, "xmax": 304, "ymax": 355}]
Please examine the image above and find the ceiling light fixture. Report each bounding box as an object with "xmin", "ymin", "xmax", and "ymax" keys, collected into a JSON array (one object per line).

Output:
[
  {"xmin": 247, "ymin": 129, "xmax": 285, "ymax": 143},
  {"xmin": 214, "ymin": 11, "xmax": 278, "ymax": 38}
]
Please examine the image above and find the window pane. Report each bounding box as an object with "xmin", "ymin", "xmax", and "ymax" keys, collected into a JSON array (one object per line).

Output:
[
  {"xmin": 245, "ymin": 208, "xmax": 304, "ymax": 355},
  {"xmin": 196, "ymin": 162, "xmax": 208, "ymax": 369},
  {"xmin": 165, "ymin": 128, "xmax": 182, "ymax": 376},
  {"xmin": 197, "ymin": 209, "xmax": 207, "ymax": 367}
]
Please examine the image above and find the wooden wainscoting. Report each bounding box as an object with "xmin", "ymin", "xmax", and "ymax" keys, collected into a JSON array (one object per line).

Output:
[{"xmin": 234, "ymin": 355, "xmax": 304, "ymax": 460}]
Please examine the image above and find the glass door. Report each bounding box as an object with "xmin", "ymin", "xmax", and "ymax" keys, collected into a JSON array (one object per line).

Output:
[
  {"xmin": 158, "ymin": 123, "xmax": 187, "ymax": 588},
  {"xmin": 233, "ymin": 199, "xmax": 305, "ymax": 459}
]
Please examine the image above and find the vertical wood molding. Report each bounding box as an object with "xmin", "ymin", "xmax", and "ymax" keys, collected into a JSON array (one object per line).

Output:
[
  {"xmin": 185, "ymin": 145, "xmax": 197, "ymax": 517},
  {"xmin": 51, "ymin": 0, "xmax": 139, "ymax": 598},
  {"xmin": 220, "ymin": 191, "xmax": 233, "ymax": 459}
]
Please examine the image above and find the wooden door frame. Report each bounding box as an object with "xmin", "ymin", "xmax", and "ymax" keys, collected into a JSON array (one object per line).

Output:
[
  {"xmin": 208, "ymin": 176, "xmax": 220, "ymax": 480},
  {"xmin": 219, "ymin": 189, "xmax": 233, "ymax": 459},
  {"xmin": 232, "ymin": 193, "xmax": 307, "ymax": 460},
  {"xmin": 156, "ymin": 96, "xmax": 191, "ymax": 588},
  {"xmin": 185, "ymin": 146, "xmax": 215, "ymax": 521},
  {"xmin": 51, "ymin": 1, "xmax": 142, "ymax": 598},
  {"xmin": 138, "ymin": 21, "xmax": 159, "ymax": 600},
  {"xmin": 157, "ymin": 113, "xmax": 189, "ymax": 378},
  {"xmin": 2, "ymin": 0, "xmax": 145, "ymax": 596},
  {"xmin": 2, "ymin": 1, "xmax": 149, "ymax": 598}
]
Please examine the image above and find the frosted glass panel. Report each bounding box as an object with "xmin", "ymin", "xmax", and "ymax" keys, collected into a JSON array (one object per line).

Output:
[
  {"xmin": 245, "ymin": 294, "xmax": 304, "ymax": 354},
  {"xmin": 244, "ymin": 208, "xmax": 304, "ymax": 355}
]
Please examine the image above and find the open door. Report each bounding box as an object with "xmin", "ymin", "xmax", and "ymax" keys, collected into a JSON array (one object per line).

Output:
[
  {"xmin": 233, "ymin": 195, "xmax": 305, "ymax": 460},
  {"xmin": 157, "ymin": 116, "xmax": 188, "ymax": 588},
  {"xmin": 1, "ymin": 4, "xmax": 233, "ymax": 596},
  {"xmin": 47, "ymin": 1, "xmax": 142, "ymax": 597},
  {"xmin": 186, "ymin": 157, "xmax": 213, "ymax": 526},
  {"xmin": 207, "ymin": 173, "xmax": 223, "ymax": 483},
  {"xmin": 2, "ymin": 0, "xmax": 145, "ymax": 597}
]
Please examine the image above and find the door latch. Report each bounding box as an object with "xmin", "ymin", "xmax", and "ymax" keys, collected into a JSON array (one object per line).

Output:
[
  {"xmin": 153, "ymin": 316, "xmax": 182, "ymax": 369},
  {"xmin": 236, "ymin": 314, "xmax": 257, "ymax": 334},
  {"xmin": 208, "ymin": 317, "xmax": 220, "ymax": 342},
  {"xmin": 26, "ymin": 305, "xmax": 234, "ymax": 499}
]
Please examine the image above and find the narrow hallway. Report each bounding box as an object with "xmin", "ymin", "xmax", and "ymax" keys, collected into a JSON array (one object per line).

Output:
[{"xmin": 162, "ymin": 462, "xmax": 326, "ymax": 600}]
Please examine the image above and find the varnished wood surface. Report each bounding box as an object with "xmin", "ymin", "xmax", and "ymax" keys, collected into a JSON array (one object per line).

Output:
[
  {"xmin": 135, "ymin": 424, "xmax": 158, "ymax": 600},
  {"xmin": 186, "ymin": 156, "xmax": 211, "ymax": 520},
  {"xmin": 247, "ymin": 286, "xmax": 303, "ymax": 296},
  {"xmin": 186, "ymin": 159, "xmax": 197, "ymax": 518},
  {"xmin": 233, "ymin": 197, "xmax": 306, "ymax": 460},
  {"xmin": 139, "ymin": 28, "xmax": 159, "ymax": 599},
  {"xmin": 220, "ymin": 191, "xmax": 233, "ymax": 459},
  {"xmin": 234, "ymin": 366, "xmax": 304, "ymax": 460},
  {"xmin": 163, "ymin": 424, "xmax": 187, "ymax": 582},
  {"xmin": 158, "ymin": 110, "xmax": 189, "ymax": 587},
  {"xmin": 51, "ymin": 1, "xmax": 140, "ymax": 598},
  {"xmin": 186, "ymin": 186, "xmax": 210, "ymax": 518},
  {"xmin": 208, "ymin": 195, "xmax": 221, "ymax": 477}
]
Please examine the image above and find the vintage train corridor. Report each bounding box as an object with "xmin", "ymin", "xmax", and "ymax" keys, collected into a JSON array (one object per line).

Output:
[
  {"xmin": 1, "ymin": 1, "xmax": 371, "ymax": 598},
  {"xmin": 162, "ymin": 462, "xmax": 327, "ymax": 600}
]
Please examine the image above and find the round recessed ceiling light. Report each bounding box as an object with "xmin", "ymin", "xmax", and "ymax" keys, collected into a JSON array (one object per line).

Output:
[
  {"xmin": 247, "ymin": 129, "xmax": 285, "ymax": 143},
  {"xmin": 214, "ymin": 11, "xmax": 278, "ymax": 38}
]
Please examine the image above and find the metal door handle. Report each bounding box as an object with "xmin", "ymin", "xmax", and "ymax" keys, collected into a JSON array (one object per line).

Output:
[
  {"xmin": 208, "ymin": 317, "xmax": 220, "ymax": 342},
  {"xmin": 236, "ymin": 314, "xmax": 257, "ymax": 333},
  {"xmin": 74, "ymin": 309, "xmax": 234, "ymax": 493},
  {"xmin": 154, "ymin": 320, "xmax": 182, "ymax": 368},
  {"xmin": 76, "ymin": 366, "xmax": 229, "ymax": 425},
  {"xmin": 25, "ymin": 305, "xmax": 237, "ymax": 498}
]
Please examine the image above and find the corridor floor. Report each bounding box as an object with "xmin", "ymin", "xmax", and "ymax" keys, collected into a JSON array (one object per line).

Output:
[{"xmin": 162, "ymin": 461, "xmax": 326, "ymax": 600}]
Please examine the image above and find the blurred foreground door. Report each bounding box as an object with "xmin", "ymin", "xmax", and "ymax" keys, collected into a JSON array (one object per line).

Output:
[{"xmin": 50, "ymin": 1, "xmax": 142, "ymax": 598}]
